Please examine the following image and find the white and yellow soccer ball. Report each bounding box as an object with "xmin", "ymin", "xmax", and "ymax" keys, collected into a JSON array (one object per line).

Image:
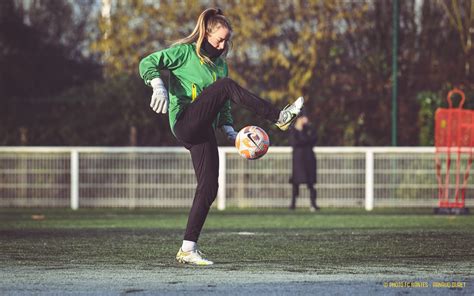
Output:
[{"xmin": 235, "ymin": 126, "xmax": 270, "ymax": 160}]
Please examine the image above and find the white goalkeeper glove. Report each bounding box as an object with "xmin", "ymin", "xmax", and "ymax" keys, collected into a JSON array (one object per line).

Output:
[
  {"xmin": 150, "ymin": 78, "xmax": 169, "ymax": 114},
  {"xmin": 221, "ymin": 125, "xmax": 238, "ymax": 144}
]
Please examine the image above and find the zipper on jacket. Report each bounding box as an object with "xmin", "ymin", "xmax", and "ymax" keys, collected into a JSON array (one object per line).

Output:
[{"xmin": 191, "ymin": 83, "xmax": 197, "ymax": 101}]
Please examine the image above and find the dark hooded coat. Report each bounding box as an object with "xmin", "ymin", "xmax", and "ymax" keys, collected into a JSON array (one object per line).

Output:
[{"xmin": 289, "ymin": 125, "xmax": 317, "ymax": 185}]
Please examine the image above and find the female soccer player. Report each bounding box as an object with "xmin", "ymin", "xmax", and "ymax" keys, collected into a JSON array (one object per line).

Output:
[{"xmin": 139, "ymin": 8, "xmax": 304, "ymax": 265}]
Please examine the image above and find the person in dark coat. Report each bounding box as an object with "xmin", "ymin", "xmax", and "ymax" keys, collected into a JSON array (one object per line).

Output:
[{"xmin": 289, "ymin": 114, "xmax": 319, "ymax": 211}]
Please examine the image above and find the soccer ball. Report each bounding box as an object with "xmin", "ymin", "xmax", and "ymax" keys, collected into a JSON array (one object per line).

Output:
[{"xmin": 235, "ymin": 126, "xmax": 270, "ymax": 160}]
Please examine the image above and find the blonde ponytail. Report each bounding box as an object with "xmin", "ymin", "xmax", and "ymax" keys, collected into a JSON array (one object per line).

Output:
[{"xmin": 173, "ymin": 8, "xmax": 233, "ymax": 65}]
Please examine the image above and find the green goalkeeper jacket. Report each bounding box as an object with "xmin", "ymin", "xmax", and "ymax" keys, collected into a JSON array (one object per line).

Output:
[{"xmin": 139, "ymin": 43, "xmax": 233, "ymax": 136}]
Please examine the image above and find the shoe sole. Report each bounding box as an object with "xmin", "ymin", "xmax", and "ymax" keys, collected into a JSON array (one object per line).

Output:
[{"xmin": 176, "ymin": 256, "xmax": 213, "ymax": 266}]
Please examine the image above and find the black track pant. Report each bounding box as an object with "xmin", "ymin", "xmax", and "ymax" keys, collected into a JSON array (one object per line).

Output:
[
  {"xmin": 173, "ymin": 78, "xmax": 280, "ymax": 242},
  {"xmin": 290, "ymin": 183, "xmax": 317, "ymax": 209}
]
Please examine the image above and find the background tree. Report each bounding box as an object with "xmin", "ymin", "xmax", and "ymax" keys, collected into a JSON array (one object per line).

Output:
[
  {"xmin": 1, "ymin": 0, "xmax": 472, "ymax": 146},
  {"xmin": 438, "ymin": 0, "xmax": 474, "ymax": 77},
  {"xmin": 0, "ymin": 0, "xmax": 100, "ymax": 145}
]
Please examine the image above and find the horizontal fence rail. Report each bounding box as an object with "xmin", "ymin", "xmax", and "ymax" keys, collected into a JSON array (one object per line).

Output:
[{"xmin": 0, "ymin": 147, "xmax": 472, "ymax": 210}]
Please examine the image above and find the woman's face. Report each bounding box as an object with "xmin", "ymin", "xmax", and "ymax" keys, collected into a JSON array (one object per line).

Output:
[{"xmin": 206, "ymin": 26, "xmax": 231, "ymax": 50}]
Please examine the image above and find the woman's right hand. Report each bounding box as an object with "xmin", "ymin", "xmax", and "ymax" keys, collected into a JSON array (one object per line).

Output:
[{"xmin": 150, "ymin": 78, "xmax": 169, "ymax": 114}]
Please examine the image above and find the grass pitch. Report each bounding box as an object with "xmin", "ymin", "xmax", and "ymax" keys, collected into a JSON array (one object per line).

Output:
[{"xmin": 1, "ymin": 208, "xmax": 473, "ymax": 295}]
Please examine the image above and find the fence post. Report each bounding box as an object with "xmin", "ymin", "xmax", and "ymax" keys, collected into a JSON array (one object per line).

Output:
[
  {"xmin": 365, "ymin": 150, "xmax": 374, "ymax": 211},
  {"xmin": 70, "ymin": 150, "xmax": 79, "ymax": 210},
  {"xmin": 217, "ymin": 149, "xmax": 226, "ymax": 210}
]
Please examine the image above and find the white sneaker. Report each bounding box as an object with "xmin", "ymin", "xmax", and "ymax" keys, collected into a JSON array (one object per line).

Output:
[
  {"xmin": 176, "ymin": 248, "xmax": 214, "ymax": 266},
  {"xmin": 275, "ymin": 97, "xmax": 304, "ymax": 131}
]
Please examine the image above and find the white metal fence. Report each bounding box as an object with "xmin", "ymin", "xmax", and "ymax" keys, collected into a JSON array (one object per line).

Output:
[{"xmin": 0, "ymin": 147, "xmax": 472, "ymax": 210}]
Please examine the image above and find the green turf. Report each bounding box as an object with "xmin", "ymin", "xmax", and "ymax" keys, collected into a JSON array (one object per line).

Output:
[{"xmin": 1, "ymin": 208, "xmax": 473, "ymax": 276}]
